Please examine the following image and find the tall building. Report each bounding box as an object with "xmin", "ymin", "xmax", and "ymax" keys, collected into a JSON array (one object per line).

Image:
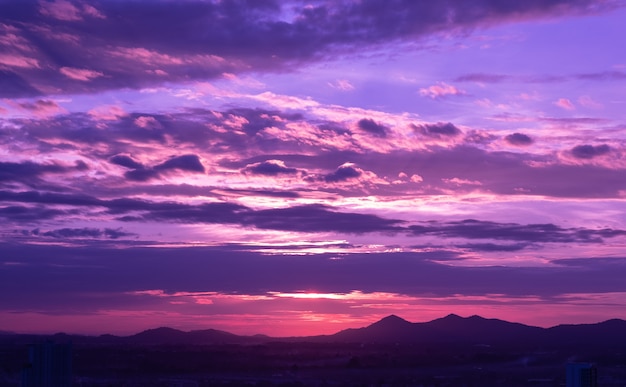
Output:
[
  {"xmin": 21, "ymin": 341, "xmax": 72, "ymax": 387},
  {"xmin": 566, "ymin": 362, "xmax": 597, "ymax": 387}
]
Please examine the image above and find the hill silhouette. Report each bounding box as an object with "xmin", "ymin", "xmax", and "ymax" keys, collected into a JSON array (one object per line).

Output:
[{"xmin": 3, "ymin": 314, "xmax": 626, "ymax": 348}]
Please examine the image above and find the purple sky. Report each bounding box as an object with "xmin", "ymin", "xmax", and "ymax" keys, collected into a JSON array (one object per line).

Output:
[{"xmin": 2, "ymin": 0, "xmax": 626, "ymax": 336}]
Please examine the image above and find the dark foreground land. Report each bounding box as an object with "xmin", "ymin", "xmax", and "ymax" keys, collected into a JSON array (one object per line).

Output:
[
  {"xmin": 2, "ymin": 340, "xmax": 626, "ymax": 386},
  {"xmin": 2, "ymin": 315, "xmax": 626, "ymax": 386}
]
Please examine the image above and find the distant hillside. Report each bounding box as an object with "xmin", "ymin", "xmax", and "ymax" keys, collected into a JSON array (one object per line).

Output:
[
  {"xmin": 127, "ymin": 327, "xmax": 249, "ymax": 345},
  {"xmin": 327, "ymin": 314, "xmax": 544, "ymax": 345},
  {"xmin": 2, "ymin": 315, "xmax": 626, "ymax": 348}
]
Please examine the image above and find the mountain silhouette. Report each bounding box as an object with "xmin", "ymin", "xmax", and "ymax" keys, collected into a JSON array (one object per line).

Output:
[
  {"xmin": 3, "ymin": 314, "xmax": 626, "ymax": 347},
  {"xmin": 128, "ymin": 327, "xmax": 246, "ymax": 345},
  {"xmin": 328, "ymin": 314, "xmax": 544, "ymax": 345}
]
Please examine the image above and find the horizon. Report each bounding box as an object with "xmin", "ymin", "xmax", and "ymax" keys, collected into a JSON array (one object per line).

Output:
[
  {"xmin": 4, "ymin": 312, "xmax": 625, "ymax": 338},
  {"xmin": 2, "ymin": 0, "xmax": 626, "ymax": 338}
]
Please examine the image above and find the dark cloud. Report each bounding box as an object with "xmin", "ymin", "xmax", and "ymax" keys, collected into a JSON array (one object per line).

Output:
[
  {"xmin": 14, "ymin": 99, "xmax": 61, "ymax": 114},
  {"xmin": 138, "ymin": 202, "xmax": 403, "ymax": 234},
  {"xmin": 454, "ymin": 73, "xmax": 512, "ymax": 83},
  {"xmin": 0, "ymin": 205, "xmax": 70, "ymax": 221},
  {"xmin": 505, "ymin": 133, "xmax": 533, "ymax": 146},
  {"xmin": 241, "ymin": 204, "xmax": 403, "ymax": 234},
  {"xmin": 340, "ymin": 146, "xmax": 626, "ymax": 198},
  {"xmin": 357, "ymin": 118, "xmax": 388, "ymax": 137},
  {"xmin": 2, "ymin": 0, "xmax": 604, "ymax": 97},
  {"xmin": 571, "ymin": 144, "xmax": 611, "ymax": 159},
  {"xmin": 412, "ymin": 122, "xmax": 461, "ymax": 138},
  {"xmin": 456, "ymin": 243, "xmax": 531, "ymax": 252},
  {"xmin": 323, "ymin": 164, "xmax": 362, "ymax": 183},
  {"xmin": 3, "ymin": 244, "xmax": 626, "ymax": 311},
  {"xmin": 242, "ymin": 160, "xmax": 298, "ymax": 176},
  {"xmin": 219, "ymin": 188, "xmax": 300, "ymax": 199},
  {"xmin": 124, "ymin": 168, "xmax": 159, "ymax": 182},
  {"xmin": 409, "ymin": 219, "xmax": 626, "ymax": 243},
  {"xmin": 574, "ymin": 70, "xmax": 626, "ymax": 81},
  {"xmin": 551, "ymin": 257, "xmax": 626, "ymax": 267},
  {"xmin": 110, "ymin": 155, "xmax": 144, "ymax": 170},
  {"xmin": 2, "ymin": 187, "xmax": 626, "ymax": 239},
  {"xmin": 118, "ymin": 154, "xmax": 205, "ymax": 181},
  {"xmin": 0, "ymin": 189, "xmax": 400, "ymax": 234},
  {"xmin": 455, "ymin": 70, "xmax": 626, "ymax": 85},
  {"xmin": 39, "ymin": 227, "xmax": 134, "ymax": 239},
  {"xmin": 154, "ymin": 154, "xmax": 205, "ymax": 173},
  {"xmin": 0, "ymin": 160, "xmax": 83, "ymax": 185}
]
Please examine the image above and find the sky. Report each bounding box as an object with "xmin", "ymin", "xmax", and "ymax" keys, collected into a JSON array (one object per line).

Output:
[{"xmin": 1, "ymin": 0, "xmax": 626, "ymax": 337}]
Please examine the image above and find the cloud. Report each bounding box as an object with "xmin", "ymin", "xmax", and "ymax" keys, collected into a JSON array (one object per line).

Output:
[
  {"xmin": 4, "ymin": 243, "xmax": 626, "ymax": 315},
  {"xmin": 555, "ymin": 98, "xmax": 575, "ymax": 110},
  {"xmin": 456, "ymin": 243, "xmax": 530, "ymax": 252},
  {"xmin": 0, "ymin": 189, "xmax": 402, "ymax": 234},
  {"xmin": 328, "ymin": 79, "xmax": 355, "ymax": 91},
  {"xmin": 357, "ymin": 118, "xmax": 388, "ymax": 137},
  {"xmin": 0, "ymin": 205, "xmax": 70, "ymax": 221},
  {"xmin": 454, "ymin": 73, "xmax": 512, "ymax": 83},
  {"xmin": 412, "ymin": 122, "xmax": 462, "ymax": 138},
  {"xmin": 504, "ymin": 133, "xmax": 533, "ymax": 146},
  {"xmin": 39, "ymin": 0, "xmax": 82, "ymax": 21},
  {"xmin": 10, "ymin": 99, "xmax": 65, "ymax": 117},
  {"xmin": 109, "ymin": 155, "xmax": 144, "ymax": 170},
  {"xmin": 0, "ymin": 160, "xmax": 83, "ymax": 185},
  {"xmin": 409, "ymin": 219, "xmax": 626, "ymax": 243},
  {"xmin": 574, "ymin": 70, "xmax": 626, "ymax": 81},
  {"xmin": 0, "ymin": 0, "xmax": 607, "ymax": 97},
  {"xmin": 577, "ymin": 95, "xmax": 603, "ymax": 109},
  {"xmin": 322, "ymin": 163, "xmax": 363, "ymax": 183},
  {"xmin": 240, "ymin": 204, "xmax": 403, "ymax": 234},
  {"xmin": 154, "ymin": 154, "xmax": 205, "ymax": 173},
  {"xmin": 419, "ymin": 82, "xmax": 465, "ymax": 99},
  {"xmin": 117, "ymin": 155, "xmax": 205, "ymax": 181},
  {"xmin": 88, "ymin": 105, "xmax": 127, "ymax": 121},
  {"xmin": 40, "ymin": 227, "xmax": 133, "ymax": 239},
  {"xmin": 38, "ymin": 0, "xmax": 105, "ymax": 21},
  {"xmin": 242, "ymin": 160, "xmax": 299, "ymax": 176},
  {"xmin": 59, "ymin": 67, "xmax": 104, "ymax": 81},
  {"xmin": 571, "ymin": 144, "xmax": 611, "ymax": 159}
]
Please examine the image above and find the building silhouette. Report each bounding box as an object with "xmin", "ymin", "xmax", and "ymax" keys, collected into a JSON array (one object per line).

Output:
[
  {"xmin": 566, "ymin": 362, "xmax": 597, "ymax": 387},
  {"xmin": 21, "ymin": 341, "xmax": 72, "ymax": 387}
]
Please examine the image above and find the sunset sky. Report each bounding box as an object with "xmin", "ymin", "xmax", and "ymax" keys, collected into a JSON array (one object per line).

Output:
[{"xmin": 2, "ymin": 0, "xmax": 626, "ymax": 336}]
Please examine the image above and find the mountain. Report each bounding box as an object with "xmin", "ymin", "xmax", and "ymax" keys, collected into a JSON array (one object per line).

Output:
[
  {"xmin": 329, "ymin": 314, "xmax": 544, "ymax": 345},
  {"xmin": 544, "ymin": 318, "xmax": 626, "ymax": 348},
  {"xmin": 3, "ymin": 315, "xmax": 626, "ymax": 348},
  {"xmin": 127, "ymin": 327, "xmax": 251, "ymax": 345}
]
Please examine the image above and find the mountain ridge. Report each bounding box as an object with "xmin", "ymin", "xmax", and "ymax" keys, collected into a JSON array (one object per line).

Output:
[{"xmin": 3, "ymin": 314, "xmax": 626, "ymax": 347}]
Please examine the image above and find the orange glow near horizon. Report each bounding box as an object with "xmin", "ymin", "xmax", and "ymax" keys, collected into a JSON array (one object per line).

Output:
[{"xmin": 3, "ymin": 291, "xmax": 623, "ymax": 337}]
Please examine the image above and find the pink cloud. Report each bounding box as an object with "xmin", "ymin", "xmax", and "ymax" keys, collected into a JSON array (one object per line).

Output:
[
  {"xmin": 111, "ymin": 47, "xmax": 184, "ymax": 66},
  {"xmin": 88, "ymin": 105, "xmax": 127, "ymax": 121},
  {"xmin": 0, "ymin": 54, "xmax": 40, "ymax": 69},
  {"xmin": 419, "ymin": 82, "xmax": 465, "ymax": 99},
  {"xmin": 134, "ymin": 116, "xmax": 162, "ymax": 129},
  {"xmin": 60, "ymin": 66, "xmax": 104, "ymax": 81},
  {"xmin": 578, "ymin": 95, "xmax": 603, "ymax": 109},
  {"xmin": 39, "ymin": 0, "xmax": 82, "ymax": 21},
  {"xmin": 328, "ymin": 79, "xmax": 355, "ymax": 91},
  {"xmin": 555, "ymin": 98, "xmax": 575, "ymax": 110},
  {"xmin": 82, "ymin": 3, "xmax": 106, "ymax": 19},
  {"xmin": 443, "ymin": 177, "xmax": 483, "ymax": 186},
  {"xmin": 410, "ymin": 174, "xmax": 424, "ymax": 183},
  {"xmin": 39, "ymin": 0, "xmax": 105, "ymax": 21}
]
